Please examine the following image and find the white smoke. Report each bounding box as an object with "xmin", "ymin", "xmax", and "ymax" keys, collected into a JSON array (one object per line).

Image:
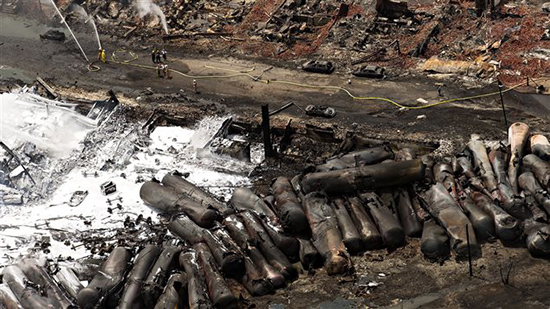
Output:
[
  {"xmin": 134, "ymin": 0, "xmax": 169, "ymax": 35},
  {"xmin": 68, "ymin": 3, "xmax": 89, "ymax": 21},
  {"xmin": 68, "ymin": 4, "xmax": 102, "ymax": 50}
]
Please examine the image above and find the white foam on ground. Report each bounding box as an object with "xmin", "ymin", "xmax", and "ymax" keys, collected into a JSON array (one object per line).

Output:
[
  {"xmin": 0, "ymin": 92, "xmax": 95, "ymax": 159},
  {"xmin": 0, "ymin": 94, "xmax": 254, "ymax": 267}
]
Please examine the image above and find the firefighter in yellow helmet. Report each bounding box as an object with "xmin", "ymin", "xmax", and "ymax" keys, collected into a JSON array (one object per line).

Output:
[{"xmin": 100, "ymin": 49, "xmax": 106, "ymax": 63}]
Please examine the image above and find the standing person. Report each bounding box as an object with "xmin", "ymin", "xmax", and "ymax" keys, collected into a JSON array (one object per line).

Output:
[
  {"xmin": 98, "ymin": 48, "xmax": 102, "ymax": 61},
  {"xmin": 100, "ymin": 49, "xmax": 107, "ymax": 63},
  {"xmin": 151, "ymin": 48, "xmax": 157, "ymax": 63},
  {"xmin": 161, "ymin": 48, "xmax": 167, "ymax": 62},
  {"xmin": 163, "ymin": 64, "xmax": 171, "ymax": 79},
  {"xmin": 193, "ymin": 79, "xmax": 198, "ymax": 93},
  {"xmin": 155, "ymin": 50, "xmax": 161, "ymax": 64},
  {"xmin": 157, "ymin": 63, "xmax": 164, "ymax": 78}
]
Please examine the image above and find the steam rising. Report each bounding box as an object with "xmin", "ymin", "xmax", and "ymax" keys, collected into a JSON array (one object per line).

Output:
[
  {"xmin": 69, "ymin": 4, "xmax": 102, "ymax": 50},
  {"xmin": 134, "ymin": 0, "xmax": 169, "ymax": 35}
]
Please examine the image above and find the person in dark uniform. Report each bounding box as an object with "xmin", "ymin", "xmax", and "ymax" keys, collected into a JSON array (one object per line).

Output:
[
  {"xmin": 151, "ymin": 48, "xmax": 157, "ymax": 63},
  {"xmin": 161, "ymin": 48, "xmax": 167, "ymax": 62},
  {"xmin": 155, "ymin": 50, "xmax": 161, "ymax": 64}
]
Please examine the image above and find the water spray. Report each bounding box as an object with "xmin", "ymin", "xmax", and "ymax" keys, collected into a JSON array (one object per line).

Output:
[
  {"xmin": 87, "ymin": 17, "xmax": 102, "ymax": 51},
  {"xmin": 134, "ymin": 0, "xmax": 169, "ymax": 35},
  {"xmin": 48, "ymin": 0, "xmax": 89, "ymax": 62}
]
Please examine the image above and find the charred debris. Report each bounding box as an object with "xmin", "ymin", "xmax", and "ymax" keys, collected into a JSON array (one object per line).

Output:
[
  {"xmin": 24, "ymin": 0, "xmax": 547, "ymax": 86},
  {"xmin": 2, "ymin": 104, "xmax": 550, "ymax": 308}
]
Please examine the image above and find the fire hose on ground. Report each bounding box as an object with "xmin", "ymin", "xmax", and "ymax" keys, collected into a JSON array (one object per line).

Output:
[{"xmin": 98, "ymin": 48, "xmax": 545, "ymax": 111}]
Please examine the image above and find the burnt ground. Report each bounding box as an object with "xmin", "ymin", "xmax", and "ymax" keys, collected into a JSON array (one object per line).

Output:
[{"xmin": 1, "ymin": 11, "xmax": 550, "ymax": 309}]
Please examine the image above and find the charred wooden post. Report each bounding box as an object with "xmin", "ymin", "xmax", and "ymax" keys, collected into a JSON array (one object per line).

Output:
[
  {"xmin": 143, "ymin": 245, "xmax": 183, "ymax": 307},
  {"xmin": 77, "ymin": 247, "xmax": 132, "ymax": 309},
  {"xmin": 230, "ymin": 187, "xmax": 278, "ymax": 224},
  {"xmin": 301, "ymin": 159, "xmax": 425, "ymax": 195},
  {"xmin": 18, "ymin": 259, "xmax": 75, "ymax": 309},
  {"xmin": 360, "ymin": 193, "xmax": 405, "ymax": 249},
  {"xmin": 179, "ymin": 250, "xmax": 212, "ymax": 309},
  {"xmin": 489, "ymin": 147, "xmax": 530, "ymax": 219},
  {"xmin": 467, "ymin": 140, "xmax": 499, "ymax": 200},
  {"xmin": 470, "ymin": 192, "xmax": 522, "ymax": 243},
  {"xmin": 508, "ymin": 122, "xmax": 530, "ymax": 194},
  {"xmin": 316, "ymin": 146, "xmax": 394, "ymax": 172},
  {"xmin": 347, "ymin": 197, "xmax": 384, "ymax": 249},
  {"xmin": 332, "ymin": 198, "xmax": 364, "ymax": 254},
  {"xmin": 154, "ymin": 272, "xmax": 187, "ymax": 309},
  {"xmin": 223, "ymin": 215, "xmax": 286, "ymax": 288},
  {"xmin": 239, "ymin": 211, "xmax": 298, "ymax": 281},
  {"xmin": 523, "ymin": 154, "xmax": 550, "ymax": 190},
  {"xmin": 395, "ymin": 189, "xmax": 423, "ymax": 237},
  {"xmin": 55, "ymin": 267, "xmax": 84, "ymax": 301},
  {"xmin": 421, "ymin": 220, "xmax": 450, "ymax": 262},
  {"xmin": 118, "ymin": 245, "xmax": 162, "ymax": 309},
  {"xmin": 297, "ymin": 238, "xmax": 323, "ymax": 270},
  {"xmin": 261, "ymin": 104, "xmax": 276, "ymax": 159},
  {"xmin": 195, "ymin": 243, "xmax": 238, "ymax": 309},
  {"xmin": 422, "ymin": 183, "xmax": 480, "ymax": 259},
  {"xmin": 519, "ymin": 172, "xmax": 550, "ymax": 216},
  {"xmin": 271, "ymin": 177, "xmax": 310, "ymax": 236},
  {"xmin": 457, "ymin": 189, "xmax": 495, "ymax": 242},
  {"xmin": 162, "ymin": 173, "xmax": 234, "ymax": 215},
  {"xmin": 140, "ymin": 181, "xmax": 220, "ymax": 228},
  {"xmin": 303, "ymin": 192, "xmax": 352, "ymax": 275},
  {"xmin": 0, "ymin": 283, "xmax": 22, "ymax": 309},
  {"xmin": 3, "ymin": 265, "xmax": 51, "ymax": 308},
  {"xmin": 530, "ymin": 134, "xmax": 550, "ymax": 161}
]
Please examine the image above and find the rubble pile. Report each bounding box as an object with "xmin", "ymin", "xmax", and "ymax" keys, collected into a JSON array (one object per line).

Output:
[
  {"xmin": 39, "ymin": 0, "xmax": 548, "ymax": 83},
  {"xmin": 2, "ymin": 116, "xmax": 548, "ymax": 308},
  {"xmin": 165, "ymin": 0, "xmax": 252, "ymax": 34}
]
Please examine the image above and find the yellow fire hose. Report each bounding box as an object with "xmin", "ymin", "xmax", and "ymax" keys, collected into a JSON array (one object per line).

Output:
[{"xmin": 98, "ymin": 48, "xmax": 544, "ymax": 110}]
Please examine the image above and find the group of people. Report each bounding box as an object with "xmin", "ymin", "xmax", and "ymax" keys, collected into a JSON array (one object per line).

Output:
[{"xmin": 152, "ymin": 47, "xmax": 171, "ymax": 79}]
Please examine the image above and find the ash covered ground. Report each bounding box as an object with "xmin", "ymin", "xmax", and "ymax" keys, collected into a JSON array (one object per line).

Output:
[{"xmin": 1, "ymin": 1, "xmax": 550, "ymax": 309}]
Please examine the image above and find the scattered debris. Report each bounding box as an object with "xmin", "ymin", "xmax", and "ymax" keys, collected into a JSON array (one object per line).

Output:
[
  {"xmin": 39, "ymin": 29, "xmax": 65, "ymax": 41},
  {"xmin": 305, "ymin": 105, "xmax": 336, "ymax": 118},
  {"xmin": 302, "ymin": 60, "xmax": 335, "ymax": 74}
]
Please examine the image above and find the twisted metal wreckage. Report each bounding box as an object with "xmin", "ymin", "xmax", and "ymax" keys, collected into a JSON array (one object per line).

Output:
[
  {"xmin": 1, "ymin": 103, "xmax": 549, "ymax": 309},
  {"xmin": 0, "ymin": 90, "xmax": 119, "ymax": 206}
]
